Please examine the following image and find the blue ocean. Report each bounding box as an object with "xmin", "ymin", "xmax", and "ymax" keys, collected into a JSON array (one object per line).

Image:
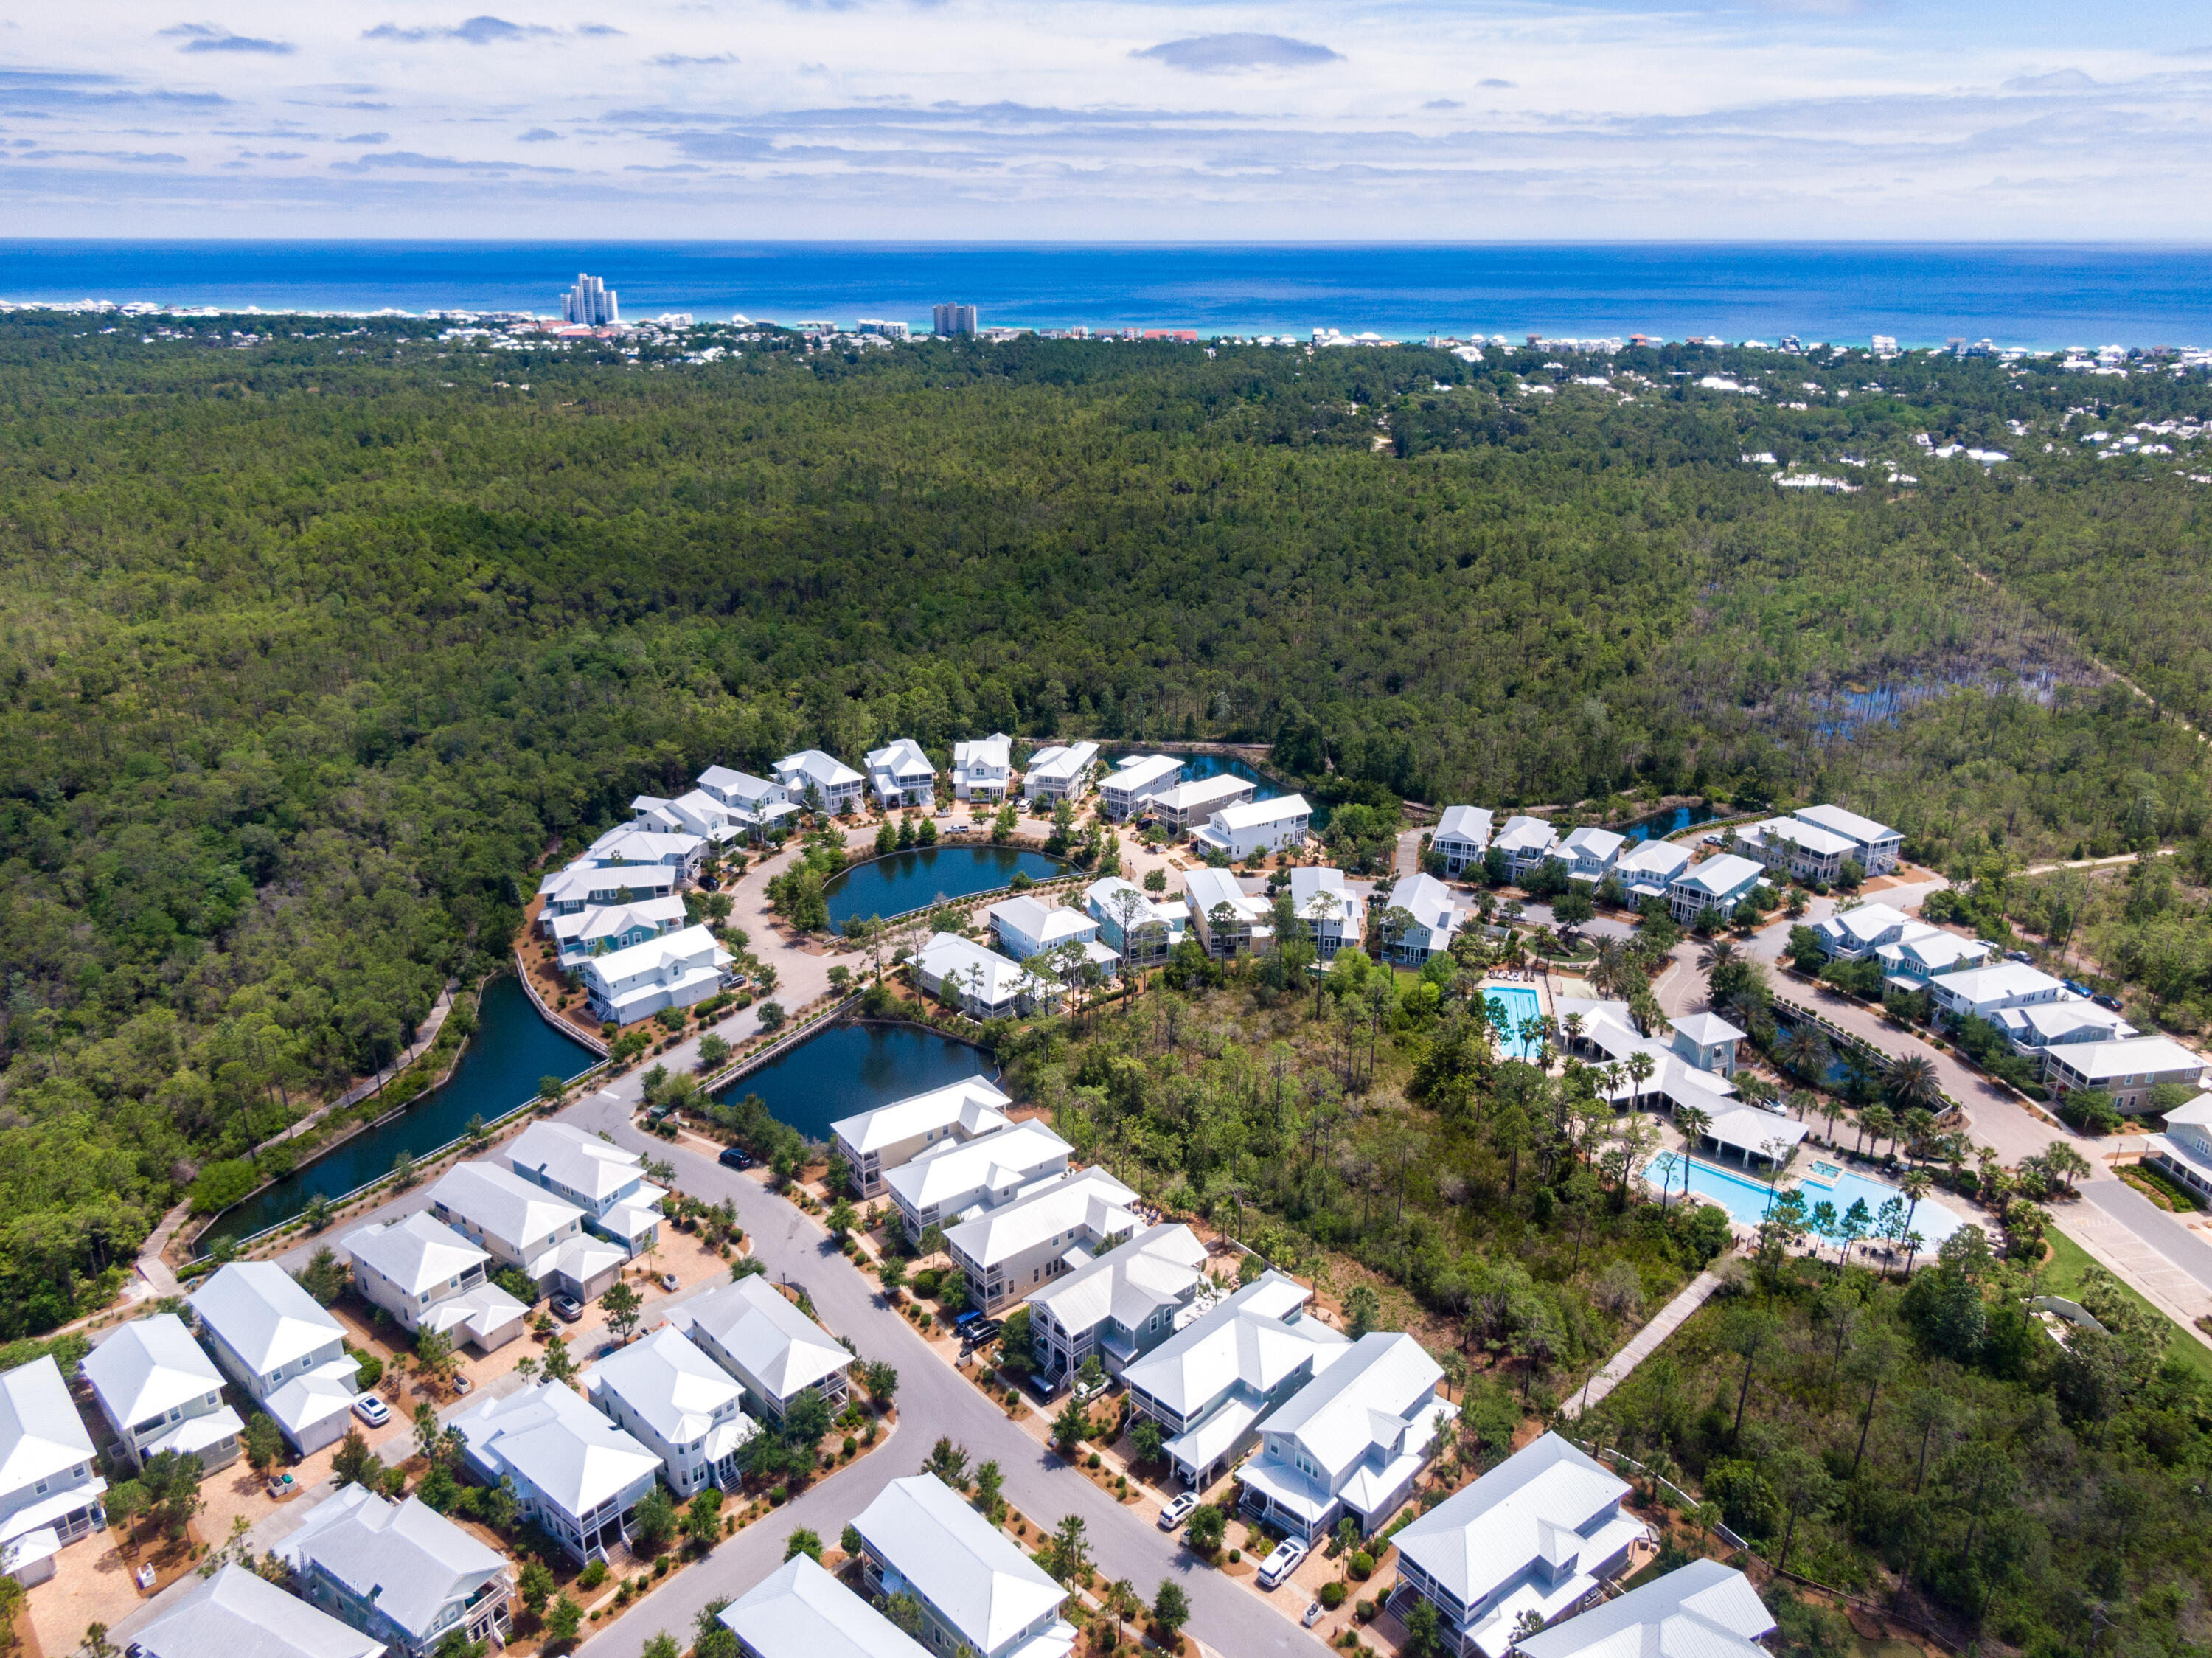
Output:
[{"xmin": 3, "ymin": 242, "xmax": 2208, "ymax": 350}]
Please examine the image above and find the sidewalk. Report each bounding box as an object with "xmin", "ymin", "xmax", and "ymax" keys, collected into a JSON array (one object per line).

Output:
[{"xmin": 1560, "ymin": 1269, "xmax": 1722, "ymax": 1420}]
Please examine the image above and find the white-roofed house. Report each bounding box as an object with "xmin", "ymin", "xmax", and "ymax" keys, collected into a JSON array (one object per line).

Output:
[
  {"xmin": 426, "ymin": 1161, "xmax": 626, "ymax": 1303},
  {"xmin": 911, "ymin": 933, "xmax": 1062, "ymax": 1019},
  {"xmin": 1694, "ymin": 1107, "xmax": 1809, "ymax": 1168},
  {"xmin": 866, "ymin": 739, "xmax": 938, "ymax": 810},
  {"xmin": 695, "ymin": 766, "xmax": 800, "ymax": 843},
  {"xmin": 128, "ymin": 1562, "xmax": 384, "ymax": 1658},
  {"xmin": 1152, "ymin": 774, "xmax": 1256, "ymax": 836},
  {"xmin": 580, "ymin": 923, "xmax": 733, "ymax": 1025},
  {"xmin": 187, "ymin": 1263, "xmax": 356, "ymax": 1455},
  {"xmin": 1513, "ymin": 1561, "xmax": 1775, "ymax": 1658},
  {"xmin": 1734, "ymin": 816, "xmax": 1855, "ymax": 886},
  {"xmin": 576, "ymin": 823, "xmax": 707, "ymax": 882},
  {"xmin": 1183, "ymin": 867, "xmax": 1273, "ymax": 958},
  {"xmin": 631, "ymin": 788, "xmax": 751, "ymax": 847},
  {"xmin": 676, "ymin": 1274, "xmax": 852, "ymax": 1421},
  {"xmin": 1669, "ymin": 1013, "xmax": 1746, "ymax": 1078},
  {"xmin": 1548, "ymin": 827, "xmax": 1626, "ymax": 886},
  {"xmin": 1237, "ymin": 1333, "xmax": 1453, "ymax": 1540},
  {"xmin": 885, "ymin": 1118, "xmax": 1073, "ymax": 1240},
  {"xmin": 1492, "ymin": 816, "xmax": 1559, "ymax": 878},
  {"xmin": 849, "ymin": 1474, "xmax": 1074, "ymax": 1658},
  {"xmin": 549, "ymin": 895, "xmax": 690, "ymax": 970},
  {"xmin": 1097, "ymin": 755, "xmax": 1184, "ymax": 822},
  {"xmin": 1122, "ymin": 1272, "xmax": 1352, "ymax": 1490},
  {"xmin": 718, "ymin": 1553, "xmax": 932, "ymax": 1658},
  {"xmin": 1876, "ymin": 929, "xmax": 1995, "ymax": 985},
  {"xmin": 1558, "ymin": 999, "xmax": 1739, "ymax": 1117},
  {"xmin": 2147, "ymin": 1094, "xmax": 2212, "ymax": 1201},
  {"xmin": 1083, "ymin": 877, "xmax": 1186, "ymax": 969},
  {"xmin": 537, "ymin": 861, "xmax": 677, "ymax": 920},
  {"xmin": 987, "ymin": 896, "xmax": 1102, "ymax": 965},
  {"xmin": 342, "ymin": 1213, "xmax": 527, "ymax": 1353},
  {"xmin": 1666, "ymin": 854, "xmax": 1763, "ymax": 925},
  {"xmin": 1790, "ymin": 802, "xmax": 1902, "ymax": 875},
  {"xmin": 1025, "ymin": 1223, "xmax": 1209, "ymax": 1394},
  {"xmin": 1022, "ymin": 740, "xmax": 1101, "ymax": 806},
  {"xmin": 276, "ymin": 1485, "xmax": 514, "ymax": 1657},
  {"xmin": 1989, "ymin": 1000, "xmax": 2138, "ymax": 1058},
  {"xmin": 2043, "ymin": 1036, "xmax": 2208, "ymax": 1114},
  {"xmin": 1612, "ymin": 839, "xmax": 1689, "ymax": 906},
  {"xmin": 776, "ymin": 749, "xmax": 866, "ymax": 816},
  {"xmin": 507, "ymin": 1120, "xmax": 667, "ymax": 1257},
  {"xmin": 1377, "ymin": 873, "xmax": 1463, "ymax": 966},
  {"xmin": 832, "ymin": 1078, "xmax": 1014, "ymax": 1199},
  {"xmin": 945, "ymin": 1165, "xmax": 1140, "ymax": 1317},
  {"xmin": 582, "ymin": 1326, "xmax": 759, "ymax": 1495},
  {"xmin": 1809, "ymin": 902, "xmax": 1916, "ymax": 960},
  {"xmin": 1192, "ymin": 794, "xmax": 1311, "ymax": 861},
  {"xmin": 1287, "ymin": 867, "xmax": 1361, "ymax": 958},
  {"xmin": 1389, "ymin": 1432, "xmax": 1646, "ymax": 1658},
  {"xmin": 952, "ymin": 734, "xmax": 1013, "ymax": 803},
  {"xmin": 448, "ymin": 1380, "xmax": 661, "ymax": 1564},
  {"xmin": 1927, "ymin": 962, "xmax": 2069, "ymax": 1024},
  {"xmin": 82, "ymin": 1314, "xmax": 243, "ymax": 1474},
  {"xmin": 0, "ymin": 1353, "xmax": 105, "ymax": 1579},
  {"xmin": 1431, "ymin": 806, "xmax": 1495, "ymax": 875}
]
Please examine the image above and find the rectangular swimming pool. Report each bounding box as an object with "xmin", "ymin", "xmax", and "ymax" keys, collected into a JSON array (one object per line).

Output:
[
  {"xmin": 1481, "ymin": 984, "xmax": 1545, "ymax": 1061},
  {"xmin": 1644, "ymin": 1152, "xmax": 1964, "ymax": 1246}
]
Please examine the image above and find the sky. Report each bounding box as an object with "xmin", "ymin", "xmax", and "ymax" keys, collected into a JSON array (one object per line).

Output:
[{"xmin": 4, "ymin": 1, "xmax": 2212, "ymax": 239}]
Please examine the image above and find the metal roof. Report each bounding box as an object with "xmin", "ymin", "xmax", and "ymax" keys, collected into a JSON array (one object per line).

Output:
[
  {"xmin": 188, "ymin": 1262, "xmax": 344, "ymax": 1378},
  {"xmin": 128, "ymin": 1564, "xmax": 383, "ymax": 1658},
  {"xmin": 851, "ymin": 1475, "xmax": 1065, "ymax": 1655}
]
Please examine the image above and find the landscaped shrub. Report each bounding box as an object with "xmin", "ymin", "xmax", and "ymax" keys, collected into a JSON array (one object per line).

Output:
[
  {"xmin": 1348, "ymin": 1551, "xmax": 1374, "ymax": 1580},
  {"xmin": 1321, "ymin": 1582, "xmax": 1347, "ymax": 1609}
]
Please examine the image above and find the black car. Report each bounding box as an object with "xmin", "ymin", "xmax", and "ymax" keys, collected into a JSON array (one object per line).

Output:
[
  {"xmin": 961, "ymin": 1319, "xmax": 1003, "ymax": 1349},
  {"xmin": 2094, "ymin": 993, "xmax": 2126, "ymax": 1013},
  {"xmin": 550, "ymin": 1294, "xmax": 585, "ymax": 1323},
  {"xmin": 718, "ymin": 1145, "xmax": 754, "ymax": 1170}
]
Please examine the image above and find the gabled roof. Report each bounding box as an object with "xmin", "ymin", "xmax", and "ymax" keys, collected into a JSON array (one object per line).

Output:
[
  {"xmin": 2047, "ymin": 1036, "xmax": 2207, "ymax": 1081},
  {"xmin": 1879, "ymin": 931, "xmax": 1992, "ymax": 972},
  {"xmin": 1557, "ymin": 826, "xmax": 1626, "ymax": 861},
  {"xmin": 1183, "ymin": 867, "xmax": 1268, "ymax": 923},
  {"xmin": 582, "ymin": 923, "xmax": 729, "ymax": 985},
  {"xmin": 1674, "ymin": 853, "xmax": 1762, "ymax": 897},
  {"xmin": 852, "ymin": 1475, "xmax": 1066, "ymax": 1654},
  {"xmin": 1262, "ymin": 1332, "xmax": 1442, "ymax": 1480},
  {"xmin": 884, "ymin": 1120, "xmax": 1071, "ymax": 1213},
  {"xmin": 720, "ymin": 1553, "xmax": 933, "ymax": 1658},
  {"xmin": 1083, "ymin": 877, "xmax": 1183, "ymax": 929},
  {"xmin": 1739, "ymin": 816, "xmax": 1854, "ymax": 859},
  {"xmin": 551, "ymin": 895, "xmax": 689, "ymax": 946},
  {"xmin": 189, "ymin": 1263, "xmax": 343, "ymax": 1377},
  {"xmin": 988, "ymin": 896, "xmax": 1095, "ymax": 946},
  {"xmin": 1121, "ymin": 1272, "xmax": 1346, "ymax": 1417},
  {"xmin": 945, "ymin": 1167, "xmax": 1138, "ymax": 1272},
  {"xmin": 776, "ymin": 749, "xmax": 866, "ymax": 789},
  {"xmin": 0, "ymin": 1356, "xmax": 95, "ymax": 1497},
  {"xmin": 1385, "ymin": 873, "xmax": 1461, "ymax": 936},
  {"xmin": 698, "ymin": 765, "xmax": 784, "ymax": 802},
  {"xmin": 1102, "ymin": 755, "xmax": 1183, "ymax": 795},
  {"xmin": 1435, "ymin": 805, "xmax": 1494, "ymax": 844},
  {"xmin": 1025, "ymin": 741, "xmax": 1100, "ymax": 783},
  {"xmin": 866, "ymin": 738, "xmax": 935, "ymax": 778},
  {"xmin": 1514, "ymin": 1561, "xmax": 1775, "ymax": 1658},
  {"xmin": 83, "ymin": 1314, "xmax": 223, "ymax": 1429},
  {"xmin": 276, "ymin": 1485, "xmax": 508, "ymax": 1644},
  {"xmin": 1395, "ymin": 1433, "xmax": 1630, "ymax": 1605},
  {"xmin": 1290, "ymin": 867, "xmax": 1358, "ymax": 923},
  {"xmin": 1791, "ymin": 802, "xmax": 1897, "ymax": 846},
  {"xmin": 1156, "ymin": 774, "xmax": 1253, "ymax": 815},
  {"xmin": 2163, "ymin": 1092, "xmax": 2212, "ymax": 1128},
  {"xmin": 1213, "ymin": 793, "xmax": 1310, "ymax": 830},
  {"xmin": 450, "ymin": 1381, "xmax": 660, "ymax": 1518},
  {"xmin": 1493, "ymin": 816, "xmax": 1558, "ymax": 856},
  {"xmin": 677, "ymin": 1276, "xmax": 852, "ymax": 1402},
  {"xmin": 1026, "ymin": 1223, "xmax": 1208, "ymax": 1336},
  {"xmin": 913, "ymin": 933, "xmax": 1056, "ymax": 1005},
  {"xmin": 832, "ymin": 1078, "xmax": 1013, "ymax": 1154},
  {"xmin": 343, "ymin": 1212, "xmax": 490, "ymax": 1300},
  {"xmin": 1815, "ymin": 902, "xmax": 1913, "ymax": 945},
  {"xmin": 580, "ymin": 825, "xmax": 703, "ymax": 867},
  {"xmin": 1929, "ymin": 962, "xmax": 2067, "ymax": 1003},
  {"xmin": 431, "ymin": 1159, "xmax": 584, "ymax": 1249},
  {"xmin": 1615, "ymin": 839, "xmax": 1689, "ymax": 878},
  {"xmin": 508, "ymin": 1121, "xmax": 645, "ymax": 1205},
  {"xmin": 583, "ymin": 1325, "xmax": 754, "ymax": 1449},
  {"xmin": 131, "ymin": 1563, "xmax": 384, "ymax": 1658},
  {"xmin": 953, "ymin": 734, "xmax": 1012, "ymax": 769}
]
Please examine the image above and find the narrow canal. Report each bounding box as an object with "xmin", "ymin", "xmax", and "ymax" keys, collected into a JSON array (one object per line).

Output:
[
  {"xmin": 823, "ymin": 843, "xmax": 1066, "ymax": 928},
  {"xmin": 717, "ymin": 1023, "xmax": 995, "ymax": 1143}
]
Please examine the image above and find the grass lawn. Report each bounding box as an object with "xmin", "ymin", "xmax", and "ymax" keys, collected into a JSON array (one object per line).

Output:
[{"xmin": 2044, "ymin": 1222, "xmax": 2212, "ymax": 1384}]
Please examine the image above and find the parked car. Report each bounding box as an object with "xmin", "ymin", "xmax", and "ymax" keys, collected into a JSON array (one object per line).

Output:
[
  {"xmin": 1257, "ymin": 1537, "xmax": 1309, "ymax": 1589},
  {"xmin": 718, "ymin": 1145, "xmax": 754, "ymax": 1170},
  {"xmin": 961, "ymin": 1319, "xmax": 1002, "ymax": 1350},
  {"xmin": 2065, "ymin": 979, "xmax": 2093, "ymax": 998},
  {"xmin": 550, "ymin": 1293, "xmax": 585, "ymax": 1323},
  {"xmin": 659, "ymin": 1272, "xmax": 681, "ymax": 1294},
  {"xmin": 2007, "ymin": 949, "xmax": 2034, "ymax": 964},
  {"xmin": 2094, "ymin": 993, "xmax": 2126, "ymax": 1012},
  {"xmin": 1303, "ymin": 1603, "xmax": 1326, "ymax": 1629},
  {"xmin": 352, "ymin": 1394, "xmax": 390, "ymax": 1428},
  {"xmin": 953, "ymin": 1308, "xmax": 985, "ymax": 1331},
  {"xmin": 1158, "ymin": 1492, "xmax": 1200, "ymax": 1531}
]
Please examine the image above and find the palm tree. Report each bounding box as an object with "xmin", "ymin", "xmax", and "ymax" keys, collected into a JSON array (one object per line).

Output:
[
  {"xmin": 1627, "ymin": 1050, "xmax": 1656, "ymax": 1117},
  {"xmin": 1887, "ymin": 1053, "xmax": 1943, "ymax": 1115},
  {"xmin": 1859, "ymin": 1104, "xmax": 1897, "ymax": 1162},
  {"xmin": 1672, "ymin": 1105, "xmax": 1713, "ymax": 1213},
  {"xmin": 1780, "ymin": 1025, "xmax": 1832, "ymax": 1086}
]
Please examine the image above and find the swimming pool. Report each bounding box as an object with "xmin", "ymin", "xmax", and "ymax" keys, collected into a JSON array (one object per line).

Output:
[
  {"xmin": 1643, "ymin": 1152, "xmax": 1964, "ymax": 1248},
  {"xmin": 1481, "ymin": 984, "xmax": 1545, "ymax": 1061}
]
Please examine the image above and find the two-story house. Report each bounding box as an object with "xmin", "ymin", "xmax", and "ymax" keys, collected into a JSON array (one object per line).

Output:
[
  {"xmin": 0, "ymin": 1353, "xmax": 105, "ymax": 1580},
  {"xmin": 1666, "ymin": 853, "xmax": 1763, "ymax": 925},
  {"xmin": 1790, "ymin": 802, "xmax": 1902, "ymax": 875},
  {"xmin": 1611, "ymin": 839, "xmax": 1690, "ymax": 905},
  {"xmin": 775, "ymin": 750, "xmax": 866, "ymax": 816},
  {"xmin": 581, "ymin": 923, "xmax": 733, "ymax": 1026},
  {"xmin": 630, "ymin": 788, "xmax": 751, "ymax": 847},
  {"xmin": 696, "ymin": 766, "xmax": 801, "ymax": 842},
  {"xmin": 987, "ymin": 895, "xmax": 1102, "ymax": 964},
  {"xmin": 1083, "ymin": 876, "xmax": 1186, "ymax": 969},
  {"xmin": 1548, "ymin": 827, "xmax": 1626, "ymax": 885},
  {"xmin": 1235, "ymin": 1332, "xmax": 1453, "ymax": 1540},
  {"xmin": 425, "ymin": 1161, "xmax": 625, "ymax": 1302},
  {"xmin": 343, "ymin": 1212, "xmax": 528, "ymax": 1352},
  {"xmin": 884, "ymin": 1119, "xmax": 1072, "ymax": 1241},
  {"xmin": 1024, "ymin": 1224, "xmax": 1209, "ymax": 1395},
  {"xmin": 866, "ymin": 739, "xmax": 938, "ymax": 810},
  {"xmin": 2043, "ymin": 1036, "xmax": 2208, "ymax": 1113},
  {"xmin": 718, "ymin": 1553, "xmax": 931, "ymax": 1658},
  {"xmin": 188, "ymin": 1263, "xmax": 357, "ymax": 1455},
  {"xmin": 2148, "ymin": 1093, "xmax": 2212, "ymax": 1201},
  {"xmin": 536, "ymin": 861, "xmax": 678, "ymax": 922},
  {"xmin": 507, "ymin": 1121, "xmax": 666, "ymax": 1258},
  {"xmin": 1097, "ymin": 755, "xmax": 1183, "ymax": 822},
  {"xmin": 1376, "ymin": 873, "xmax": 1462, "ymax": 966},
  {"xmin": 1734, "ymin": 816, "xmax": 1855, "ymax": 886},
  {"xmin": 576, "ymin": 823, "xmax": 707, "ymax": 884},
  {"xmin": 1183, "ymin": 867, "xmax": 1273, "ymax": 958},
  {"xmin": 1193, "ymin": 794, "xmax": 1312, "ymax": 861},
  {"xmin": 1431, "ymin": 807, "xmax": 1495, "ymax": 876},
  {"xmin": 676, "ymin": 1276, "xmax": 852, "ymax": 1422},
  {"xmin": 1877, "ymin": 929, "xmax": 1994, "ymax": 982},
  {"xmin": 1391, "ymin": 1432, "xmax": 1646, "ymax": 1658},
  {"xmin": 451, "ymin": 1381, "xmax": 661, "ymax": 1564},
  {"xmin": 82, "ymin": 1314, "xmax": 243, "ymax": 1474},
  {"xmin": 849, "ymin": 1475, "xmax": 1074, "ymax": 1658},
  {"xmin": 1927, "ymin": 962, "xmax": 2070, "ymax": 1025},
  {"xmin": 1286, "ymin": 867, "xmax": 1360, "ymax": 959},
  {"xmin": 1809, "ymin": 901, "xmax": 1913, "ymax": 959},
  {"xmin": 582, "ymin": 1326, "xmax": 758, "ymax": 1495},
  {"xmin": 1989, "ymin": 1000, "xmax": 2137, "ymax": 1058},
  {"xmin": 129, "ymin": 1564, "xmax": 383, "ymax": 1658},
  {"xmin": 1152, "ymin": 775, "xmax": 1256, "ymax": 836},
  {"xmin": 945, "ymin": 1165, "xmax": 1141, "ymax": 1317},
  {"xmin": 277, "ymin": 1485, "xmax": 513, "ymax": 1657},
  {"xmin": 1492, "ymin": 816, "xmax": 1559, "ymax": 877},
  {"xmin": 1122, "ymin": 1273, "xmax": 1352, "ymax": 1491},
  {"xmin": 1022, "ymin": 741, "xmax": 1100, "ymax": 806},
  {"xmin": 549, "ymin": 895, "xmax": 690, "ymax": 971},
  {"xmin": 1516, "ymin": 1562, "xmax": 1775, "ymax": 1658},
  {"xmin": 951, "ymin": 734, "xmax": 1013, "ymax": 803},
  {"xmin": 911, "ymin": 932, "xmax": 1063, "ymax": 1019},
  {"xmin": 832, "ymin": 1078, "xmax": 1014, "ymax": 1199},
  {"xmin": 1668, "ymin": 1013, "xmax": 1746, "ymax": 1078}
]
